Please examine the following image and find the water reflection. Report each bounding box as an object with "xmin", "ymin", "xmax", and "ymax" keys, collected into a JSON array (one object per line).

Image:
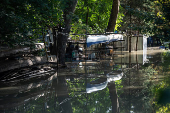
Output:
[
  {"xmin": 56, "ymin": 76, "xmax": 73, "ymax": 113},
  {"xmin": 86, "ymin": 71, "xmax": 123, "ymax": 93},
  {"xmin": 0, "ymin": 50, "xmax": 170, "ymax": 112}
]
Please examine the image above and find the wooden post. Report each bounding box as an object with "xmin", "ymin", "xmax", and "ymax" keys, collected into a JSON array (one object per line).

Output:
[
  {"xmin": 136, "ymin": 30, "xmax": 139, "ymax": 51},
  {"xmin": 121, "ymin": 41, "xmax": 122, "ymax": 69},
  {"xmin": 129, "ymin": 1, "xmax": 131, "ymax": 53},
  {"xmin": 129, "ymin": 34, "xmax": 131, "ymax": 52},
  {"xmin": 42, "ymin": 28, "xmax": 48, "ymax": 61},
  {"xmin": 113, "ymin": 41, "xmax": 114, "ymax": 60}
]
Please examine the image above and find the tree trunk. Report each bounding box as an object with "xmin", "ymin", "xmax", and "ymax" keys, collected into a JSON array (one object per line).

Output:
[
  {"xmin": 57, "ymin": 0, "xmax": 78, "ymax": 65},
  {"xmin": 50, "ymin": 28, "xmax": 57, "ymax": 55},
  {"xmin": 106, "ymin": 0, "xmax": 120, "ymax": 32},
  {"xmin": 86, "ymin": 7, "xmax": 89, "ymax": 25}
]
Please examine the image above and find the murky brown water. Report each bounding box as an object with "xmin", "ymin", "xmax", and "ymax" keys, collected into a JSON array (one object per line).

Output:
[{"xmin": 0, "ymin": 49, "xmax": 170, "ymax": 113}]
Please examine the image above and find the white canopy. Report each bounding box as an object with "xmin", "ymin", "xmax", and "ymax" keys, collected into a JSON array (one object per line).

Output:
[{"xmin": 87, "ymin": 34, "xmax": 123, "ymax": 48}]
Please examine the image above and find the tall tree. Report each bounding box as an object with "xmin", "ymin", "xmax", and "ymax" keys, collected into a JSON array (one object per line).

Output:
[
  {"xmin": 57, "ymin": 0, "xmax": 78, "ymax": 65},
  {"xmin": 74, "ymin": 0, "xmax": 113, "ymax": 33},
  {"xmin": 0, "ymin": 0, "xmax": 61, "ymax": 47},
  {"xmin": 107, "ymin": 0, "xmax": 120, "ymax": 32}
]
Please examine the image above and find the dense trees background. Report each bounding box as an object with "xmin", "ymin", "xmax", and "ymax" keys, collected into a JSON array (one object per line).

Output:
[
  {"xmin": 0, "ymin": 0, "xmax": 170, "ymax": 64},
  {"xmin": 0, "ymin": 0, "xmax": 61, "ymax": 46},
  {"xmin": 1, "ymin": 1, "xmax": 170, "ymax": 112}
]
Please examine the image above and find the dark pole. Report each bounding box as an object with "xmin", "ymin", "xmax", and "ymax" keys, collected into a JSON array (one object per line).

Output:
[
  {"xmin": 136, "ymin": 30, "xmax": 139, "ymax": 51},
  {"xmin": 129, "ymin": 1, "xmax": 131, "ymax": 53}
]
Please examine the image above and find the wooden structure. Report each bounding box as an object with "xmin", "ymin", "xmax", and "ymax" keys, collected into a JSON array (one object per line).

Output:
[{"xmin": 66, "ymin": 33, "xmax": 125, "ymax": 61}]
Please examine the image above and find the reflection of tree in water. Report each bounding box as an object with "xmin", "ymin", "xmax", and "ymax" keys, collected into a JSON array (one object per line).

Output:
[
  {"xmin": 55, "ymin": 60, "xmax": 123, "ymax": 113},
  {"xmin": 0, "ymin": 60, "xmax": 124, "ymax": 113},
  {"xmin": 2, "ymin": 52, "xmax": 169, "ymax": 112},
  {"xmin": 67, "ymin": 71, "xmax": 113, "ymax": 112},
  {"xmin": 114, "ymin": 52, "xmax": 163, "ymax": 112},
  {"xmin": 70, "ymin": 87, "xmax": 112, "ymax": 113},
  {"xmin": 151, "ymin": 52, "xmax": 170, "ymax": 112},
  {"xmin": 65, "ymin": 62, "xmax": 116, "ymax": 112},
  {"xmin": 0, "ymin": 75, "xmax": 72, "ymax": 113},
  {"xmin": 55, "ymin": 76, "xmax": 73, "ymax": 113},
  {"xmin": 118, "ymin": 67, "xmax": 154, "ymax": 113},
  {"xmin": 108, "ymin": 82, "xmax": 120, "ymax": 113}
]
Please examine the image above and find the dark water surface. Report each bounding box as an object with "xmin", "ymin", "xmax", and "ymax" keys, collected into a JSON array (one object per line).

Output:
[{"xmin": 1, "ymin": 50, "xmax": 170, "ymax": 113}]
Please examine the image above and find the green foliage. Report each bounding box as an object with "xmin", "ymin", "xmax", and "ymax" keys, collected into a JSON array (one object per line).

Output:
[
  {"xmin": 161, "ymin": 51, "xmax": 170, "ymax": 72},
  {"xmin": 0, "ymin": 0, "xmax": 64, "ymax": 47},
  {"xmin": 1, "ymin": 0, "xmax": 169, "ymax": 47},
  {"xmin": 70, "ymin": 87, "xmax": 112, "ymax": 113},
  {"xmin": 120, "ymin": 0, "xmax": 170, "ymax": 41},
  {"xmin": 143, "ymin": 52, "xmax": 170, "ymax": 112},
  {"xmin": 72, "ymin": 0, "xmax": 124, "ymax": 35},
  {"xmin": 70, "ymin": 19, "xmax": 93, "ymax": 40},
  {"xmin": 115, "ymin": 5, "xmax": 125, "ymax": 31}
]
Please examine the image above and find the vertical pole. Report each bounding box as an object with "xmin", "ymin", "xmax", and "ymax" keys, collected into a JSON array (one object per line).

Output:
[
  {"xmin": 121, "ymin": 41, "xmax": 122, "ymax": 69},
  {"xmin": 105, "ymin": 43, "xmax": 106, "ymax": 60},
  {"xmin": 56, "ymin": 28, "xmax": 58, "ymax": 70},
  {"xmin": 136, "ymin": 52, "xmax": 138, "ymax": 70},
  {"xmin": 85, "ymin": 1, "xmax": 88, "ymax": 62},
  {"xmin": 113, "ymin": 41, "xmax": 114, "ymax": 60},
  {"xmin": 128, "ymin": 52, "xmax": 131, "ymax": 112},
  {"xmin": 136, "ymin": 30, "xmax": 139, "ymax": 51},
  {"xmin": 43, "ymin": 28, "xmax": 48, "ymax": 61},
  {"xmin": 129, "ymin": 1, "xmax": 132, "ymax": 53}
]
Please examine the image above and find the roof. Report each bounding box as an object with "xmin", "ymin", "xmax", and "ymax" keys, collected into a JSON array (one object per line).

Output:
[{"xmin": 87, "ymin": 34, "xmax": 123, "ymax": 47}]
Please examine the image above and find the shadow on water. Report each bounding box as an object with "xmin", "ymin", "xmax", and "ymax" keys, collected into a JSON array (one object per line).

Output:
[{"xmin": 1, "ymin": 50, "xmax": 170, "ymax": 112}]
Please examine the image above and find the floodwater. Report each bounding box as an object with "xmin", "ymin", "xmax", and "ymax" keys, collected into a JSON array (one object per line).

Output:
[{"xmin": 0, "ymin": 49, "xmax": 170, "ymax": 113}]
